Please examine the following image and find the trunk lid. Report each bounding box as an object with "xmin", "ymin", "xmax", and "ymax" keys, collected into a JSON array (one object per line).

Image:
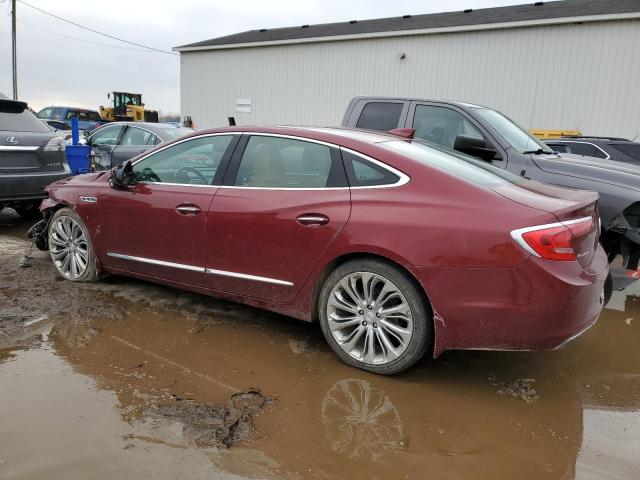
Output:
[{"xmin": 493, "ymin": 179, "xmax": 600, "ymax": 268}]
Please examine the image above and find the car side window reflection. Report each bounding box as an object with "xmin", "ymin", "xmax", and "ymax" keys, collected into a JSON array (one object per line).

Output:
[
  {"xmin": 132, "ymin": 135, "xmax": 233, "ymax": 185},
  {"xmin": 413, "ymin": 105, "xmax": 484, "ymax": 149},
  {"xmin": 121, "ymin": 127, "xmax": 158, "ymax": 146},
  {"xmin": 89, "ymin": 125, "xmax": 124, "ymax": 145},
  {"xmin": 235, "ymin": 136, "xmax": 333, "ymax": 188}
]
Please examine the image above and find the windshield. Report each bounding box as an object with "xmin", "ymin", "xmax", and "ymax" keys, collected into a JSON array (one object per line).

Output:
[
  {"xmin": 381, "ymin": 139, "xmax": 527, "ymax": 187},
  {"xmin": 472, "ymin": 107, "xmax": 553, "ymax": 154}
]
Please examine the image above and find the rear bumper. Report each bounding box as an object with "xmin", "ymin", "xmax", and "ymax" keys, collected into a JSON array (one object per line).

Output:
[
  {"xmin": 0, "ymin": 169, "xmax": 71, "ymax": 203},
  {"xmin": 416, "ymin": 245, "xmax": 609, "ymax": 356}
]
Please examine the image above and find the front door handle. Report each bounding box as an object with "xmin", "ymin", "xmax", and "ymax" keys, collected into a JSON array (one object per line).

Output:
[
  {"xmin": 175, "ymin": 204, "xmax": 201, "ymax": 215},
  {"xmin": 296, "ymin": 214, "xmax": 329, "ymax": 227}
]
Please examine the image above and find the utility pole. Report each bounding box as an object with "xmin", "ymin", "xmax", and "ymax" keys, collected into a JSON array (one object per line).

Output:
[{"xmin": 11, "ymin": 0, "xmax": 18, "ymax": 100}]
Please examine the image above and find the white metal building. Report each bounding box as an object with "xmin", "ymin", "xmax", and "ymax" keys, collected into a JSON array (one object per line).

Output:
[{"xmin": 175, "ymin": 0, "xmax": 640, "ymax": 138}]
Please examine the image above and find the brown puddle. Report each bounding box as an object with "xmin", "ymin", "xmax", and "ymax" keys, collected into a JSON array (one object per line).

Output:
[{"xmin": 1, "ymin": 208, "xmax": 640, "ymax": 479}]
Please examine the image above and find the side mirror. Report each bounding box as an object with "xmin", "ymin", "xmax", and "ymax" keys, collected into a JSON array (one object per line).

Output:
[
  {"xmin": 111, "ymin": 160, "xmax": 136, "ymax": 189},
  {"xmin": 453, "ymin": 135, "xmax": 500, "ymax": 161}
]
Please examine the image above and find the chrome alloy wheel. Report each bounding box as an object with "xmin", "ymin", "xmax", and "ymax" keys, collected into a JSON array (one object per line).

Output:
[
  {"xmin": 326, "ymin": 272, "xmax": 414, "ymax": 365},
  {"xmin": 49, "ymin": 215, "xmax": 89, "ymax": 279}
]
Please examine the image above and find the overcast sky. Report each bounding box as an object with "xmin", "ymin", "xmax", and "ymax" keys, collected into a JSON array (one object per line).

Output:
[{"xmin": 0, "ymin": 0, "xmax": 522, "ymax": 114}]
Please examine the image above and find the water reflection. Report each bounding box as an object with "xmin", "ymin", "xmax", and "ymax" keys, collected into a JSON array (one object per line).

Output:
[{"xmin": 321, "ymin": 379, "xmax": 405, "ymax": 461}]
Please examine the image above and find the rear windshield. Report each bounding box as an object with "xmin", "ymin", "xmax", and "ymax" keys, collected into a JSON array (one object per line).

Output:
[
  {"xmin": 0, "ymin": 101, "xmax": 51, "ymax": 133},
  {"xmin": 381, "ymin": 139, "xmax": 526, "ymax": 187},
  {"xmin": 611, "ymin": 143, "xmax": 640, "ymax": 161}
]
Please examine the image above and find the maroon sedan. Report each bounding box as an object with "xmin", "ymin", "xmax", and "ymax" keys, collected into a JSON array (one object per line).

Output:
[{"xmin": 40, "ymin": 126, "xmax": 608, "ymax": 374}]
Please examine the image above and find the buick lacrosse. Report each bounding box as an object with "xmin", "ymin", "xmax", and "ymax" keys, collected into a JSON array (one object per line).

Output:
[{"xmin": 38, "ymin": 126, "xmax": 608, "ymax": 374}]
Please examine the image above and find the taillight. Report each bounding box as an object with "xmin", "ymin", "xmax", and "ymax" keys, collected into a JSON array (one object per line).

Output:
[
  {"xmin": 44, "ymin": 137, "xmax": 65, "ymax": 152},
  {"xmin": 511, "ymin": 217, "xmax": 595, "ymax": 261}
]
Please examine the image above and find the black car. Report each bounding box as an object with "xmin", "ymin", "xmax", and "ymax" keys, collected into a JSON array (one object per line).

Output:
[
  {"xmin": 0, "ymin": 94, "xmax": 70, "ymax": 217},
  {"xmin": 86, "ymin": 122, "xmax": 194, "ymax": 170},
  {"xmin": 543, "ymin": 136, "xmax": 640, "ymax": 166}
]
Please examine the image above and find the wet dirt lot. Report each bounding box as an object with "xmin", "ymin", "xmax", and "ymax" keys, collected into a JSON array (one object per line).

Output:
[{"xmin": 1, "ymin": 208, "xmax": 639, "ymax": 480}]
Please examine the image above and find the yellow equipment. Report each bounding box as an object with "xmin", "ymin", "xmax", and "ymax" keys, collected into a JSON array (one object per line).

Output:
[
  {"xmin": 99, "ymin": 92, "xmax": 158, "ymax": 123},
  {"xmin": 530, "ymin": 129, "xmax": 582, "ymax": 139}
]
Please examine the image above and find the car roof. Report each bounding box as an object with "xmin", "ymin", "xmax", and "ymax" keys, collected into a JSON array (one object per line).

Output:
[
  {"xmin": 195, "ymin": 125, "xmax": 409, "ymax": 147},
  {"xmin": 548, "ymin": 136, "xmax": 632, "ymax": 143},
  {"xmin": 40, "ymin": 106, "xmax": 101, "ymax": 112},
  {"xmin": 349, "ymin": 95, "xmax": 489, "ymax": 110}
]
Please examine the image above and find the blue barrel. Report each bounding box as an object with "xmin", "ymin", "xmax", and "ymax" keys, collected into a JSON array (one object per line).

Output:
[{"xmin": 65, "ymin": 145, "xmax": 91, "ymax": 175}]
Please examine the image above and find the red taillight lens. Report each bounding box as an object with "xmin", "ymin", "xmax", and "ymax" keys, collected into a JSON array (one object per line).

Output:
[{"xmin": 511, "ymin": 217, "xmax": 595, "ymax": 261}]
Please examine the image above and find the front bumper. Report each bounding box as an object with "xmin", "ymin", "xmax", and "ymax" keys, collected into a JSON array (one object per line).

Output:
[{"xmin": 415, "ymin": 245, "xmax": 609, "ymax": 356}]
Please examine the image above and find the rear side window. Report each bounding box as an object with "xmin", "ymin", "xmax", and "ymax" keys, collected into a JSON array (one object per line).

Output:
[
  {"xmin": 37, "ymin": 107, "xmax": 53, "ymax": 119},
  {"xmin": 611, "ymin": 143, "xmax": 640, "ymax": 161},
  {"xmin": 234, "ymin": 136, "xmax": 336, "ymax": 188},
  {"xmin": 342, "ymin": 150, "xmax": 400, "ymax": 187},
  {"xmin": 564, "ymin": 142, "xmax": 598, "ymax": 157},
  {"xmin": 121, "ymin": 127, "xmax": 158, "ymax": 146},
  {"xmin": 356, "ymin": 102, "xmax": 403, "ymax": 132},
  {"xmin": 86, "ymin": 111, "xmax": 102, "ymax": 121},
  {"xmin": 0, "ymin": 100, "xmax": 50, "ymax": 133}
]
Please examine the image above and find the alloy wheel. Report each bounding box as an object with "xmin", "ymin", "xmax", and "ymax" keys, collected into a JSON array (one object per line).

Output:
[
  {"xmin": 326, "ymin": 272, "xmax": 414, "ymax": 365},
  {"xmin": 49, "ymin": 215, "xmax": 89, "ymax": 279}
]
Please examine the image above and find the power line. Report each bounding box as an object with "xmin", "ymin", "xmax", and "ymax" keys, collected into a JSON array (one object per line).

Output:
[
  {"xmin": 17, "ymin": 0, "xmax": 178, "ymax": 56},
  {"xmin": 18, "ymin": 19, "xmax": 165, "ymax": 53}
]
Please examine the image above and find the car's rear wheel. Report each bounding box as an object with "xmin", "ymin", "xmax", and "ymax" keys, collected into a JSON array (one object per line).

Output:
[
  {"xmin": 48, "ymin": 208, "xmax": 99, "ymax": 282},
  {"xmin": 318, "ymin": 259, "xmax": 432, "ymax": 375}
]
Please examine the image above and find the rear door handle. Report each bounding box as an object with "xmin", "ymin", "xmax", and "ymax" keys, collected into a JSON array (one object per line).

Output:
[
  {"xmin": 175, "ymin": 204, "xmax": 201, "ymax": 215},
  {"xmin": 296, "ymin": 214, "xmax": 329, "ymax": 227}
]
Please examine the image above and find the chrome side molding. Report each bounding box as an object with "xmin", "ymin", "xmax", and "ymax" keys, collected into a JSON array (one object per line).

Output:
[
  {"xmin": 107, "ymin": 252, "xmax": 294, "ymax": 286},
  {"xmin": 205, "ymin": 268, "xmax": 294, "ymax": 286}
]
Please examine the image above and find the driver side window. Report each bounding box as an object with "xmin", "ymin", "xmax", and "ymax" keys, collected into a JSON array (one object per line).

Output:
[
  {"xmin": 132, "ymin": 135, "xmax": 233, "ymax": 185},
  {"xmin": 413, "ymin": 105, "xmax": 484, "ymax": 149},
  {"xmin": 90, "ymin": 125, "xmax": 124, "ymax": 145}
]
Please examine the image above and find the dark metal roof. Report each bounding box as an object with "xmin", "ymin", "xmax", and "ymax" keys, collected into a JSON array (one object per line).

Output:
[{"xmin": 176, "ymin": 0, "xmax": 640, "ymax": 50}]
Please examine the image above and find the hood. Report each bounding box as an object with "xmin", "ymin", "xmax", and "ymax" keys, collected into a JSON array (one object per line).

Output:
[
  {"xmin": 47, "ymin": 170, "xmax": 108, "ymax": 188},
  {"xmin": 532, "ymin": 153, "xmax": 640, "ymax": 192}
]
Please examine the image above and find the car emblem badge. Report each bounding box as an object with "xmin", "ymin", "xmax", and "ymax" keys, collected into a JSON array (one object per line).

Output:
[{"xmin": 6, "ymin": 136, "xmax": 18, "ymax": 145}]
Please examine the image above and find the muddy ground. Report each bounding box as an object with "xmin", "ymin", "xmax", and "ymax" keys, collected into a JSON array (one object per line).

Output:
[{"xmin": 1, "ymin": 207, "xmax": 639, "ymax": 480}]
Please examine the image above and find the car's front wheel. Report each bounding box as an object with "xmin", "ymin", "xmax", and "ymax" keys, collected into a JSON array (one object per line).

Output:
[
  {"xmin": 48, "ymin": 208, "xmax": 99, "ymax": 282},
  {"xmin": 318, "ymin": 259, "xmax": 432, "ymax": 375}
]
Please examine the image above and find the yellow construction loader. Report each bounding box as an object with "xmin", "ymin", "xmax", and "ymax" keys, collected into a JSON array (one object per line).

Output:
[{"xmin": 99, "ymin": 92, "xmax": 158, "ymax": 123}]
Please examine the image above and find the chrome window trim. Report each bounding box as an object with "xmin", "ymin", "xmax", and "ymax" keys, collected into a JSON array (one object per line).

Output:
[
  {"xmin": 106, "ymin": 252, "xmax": 294, "ymax": 286},
  {"xmin": 132, "ymin": 131, "xmax": 410, "ymax": 191},
  {"xmin": 205, "ymin": 268, "xmax": 293, "ymax": 286},
  {"xmin": 107, "ymin": 252, "xmax": 203, "ymax": 272},
  {"xmin": 550, "ymin": 140, "xmax": 610, "ymax": 160},
  {"xmin": 510, "ymin": 216, "xmax": 593, "ymax": 257},
  {"xmin": 0, "ymin": 145, "xmax": 39, "ymax": 151}
]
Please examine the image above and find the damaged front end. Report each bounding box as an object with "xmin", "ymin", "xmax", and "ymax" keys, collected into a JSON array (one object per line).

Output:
[
  {"xmin": 27, "ymin": 212, "xmax": 51, "ymax": 252},
  {"xmin": 603, "ymin": 202, "xmax": 640, "ymax": 270}
]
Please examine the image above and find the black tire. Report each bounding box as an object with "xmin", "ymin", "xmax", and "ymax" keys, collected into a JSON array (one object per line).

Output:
[
  {"xmin": 603, "ymin": 271, "xmax": 613, "ymax": 307},
  {"xmin": 48, "ymin": 208, "xmax": 99, "ymax": 282},
  {"xmin": 13, "ymin": 201, "xmax": 41, "ymax": 219},
  {"xmin": 318, "ymin": 259, "xmax": 433, "ymax": 375}
]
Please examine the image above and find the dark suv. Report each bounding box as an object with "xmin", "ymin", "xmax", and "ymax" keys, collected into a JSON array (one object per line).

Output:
[
  {"xmin": 0, "ymin": 94, "xmax": 70, "ymax": 217},
  {"xmin": 342, "ymin": 96, "xmax": 640, "ymax": 271},
  {"xmin": 543, "ymin": 137, "xmax": 640, "ymax": 166}
]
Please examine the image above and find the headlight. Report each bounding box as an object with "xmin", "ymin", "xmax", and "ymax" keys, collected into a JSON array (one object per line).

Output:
[{"xmin": 43, "ymin": 137, "xmax": 65, "ymax": 152}]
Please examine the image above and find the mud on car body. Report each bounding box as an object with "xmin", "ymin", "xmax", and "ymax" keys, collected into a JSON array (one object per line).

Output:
[{"xmin": 34, "ymin": 126, "xmax": 608, "ymax": 375}]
